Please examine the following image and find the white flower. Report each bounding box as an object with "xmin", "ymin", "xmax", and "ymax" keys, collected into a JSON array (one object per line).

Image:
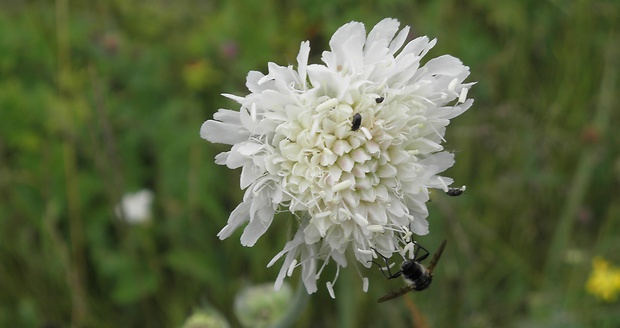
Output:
[
  {"xmin": 200, "ymin": 18, "xmax": 474, "ymax": 295},
  {"xmin": 115, "ymin": 189, "xmax": 154, "ymax": 224}
]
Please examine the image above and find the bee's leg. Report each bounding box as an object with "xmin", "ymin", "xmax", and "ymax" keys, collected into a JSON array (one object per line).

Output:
[
  {"xmin": 415, "ymin": 243, "xmax": 430, "ymax": 262},
  {"xmin": 368, "ymin": 248, "xmax": 402, "ymax": 279}
]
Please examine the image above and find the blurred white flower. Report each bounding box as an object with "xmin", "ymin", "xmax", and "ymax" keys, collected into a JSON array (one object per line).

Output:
[
  {"xmin": 115, "ymin": 189, "xmax": 154, "ymax": 224},
  {"xmin": 201, "ymin": 18, "xmax": 473, "ymax": 295}
]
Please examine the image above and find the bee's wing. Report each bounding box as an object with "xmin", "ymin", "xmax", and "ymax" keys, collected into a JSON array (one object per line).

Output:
[
  {"xmin": 426, "ymin": 239, "xmax": 447, "ymax": 274},
  {"xmin": 377, "ymin": 284, "xmax": 417, "ymax": 303}
]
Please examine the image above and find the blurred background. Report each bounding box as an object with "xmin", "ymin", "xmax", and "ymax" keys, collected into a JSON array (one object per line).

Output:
[{"xmin": 1, "ymin": 0, "xmax": 619, "ymax": 327}]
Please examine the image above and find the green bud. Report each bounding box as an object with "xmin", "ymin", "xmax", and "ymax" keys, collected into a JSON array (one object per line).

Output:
[
  {"xmin": 182, "ymin": 307, "xmax": 230, "ymax": 328},
  {"xmin": 234, "ymin": 282, "xmax": 293, "ymax": 328}
]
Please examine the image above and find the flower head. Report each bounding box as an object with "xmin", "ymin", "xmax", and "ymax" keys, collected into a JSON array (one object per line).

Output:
[
  {"xmin": 586, "ymin": 256, "xmax": 620, "ymax": 302},
  {"xmin": 201, "ymin": 18, "xmax": 473, "ymax": 295}
]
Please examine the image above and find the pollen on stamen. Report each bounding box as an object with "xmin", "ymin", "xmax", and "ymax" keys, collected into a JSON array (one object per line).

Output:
[
  {"xmin": 354, "ymin": 213, "xmax": 369, "ymax": 226},
  {"xmin": 287, "ymin": 259, "xmax": 298, "ymax": 276},
  {"xmin": 459, "ymin": 88, "xmax": 469, "ymax": 103},
  {"xmin": 448, "ymin": 77, "xmax": 458, "ymax": 91},
  {"xmin": 357, "ymin": 248, "xmax": 374, "ymax": 256},
  {"xmin": 326, "ymin": 281, "xmax": 336, "ymax": 299},
  {"xmin": 310, "ymin": 119, "xmax": 321, "ymax": 135},
  {"xmin": 315, "ymin": 211, "xmax": 332, "ymax": 219},
  {"xmin": 403, "ymin": 242, "xmax": 415, "ymax": 259},
  {"xmin": 332, "ymin": 180, "xmax": 354, "ymax": 192},
  {"xmin": 316, "ymin": 98, "xmax": 339, "ymax": 112},
  {"xmin": 360, "ymin": 127, "xmax": 373, "ymax": 140},
  {"xmin": 366, "ymin": 225, "xmax": 385, "ymax": 233}
]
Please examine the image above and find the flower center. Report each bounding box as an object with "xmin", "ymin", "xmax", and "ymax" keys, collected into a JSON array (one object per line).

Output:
[{"xmin": 268, "ymin": 94, "xmax": 411, "ymax": 236}]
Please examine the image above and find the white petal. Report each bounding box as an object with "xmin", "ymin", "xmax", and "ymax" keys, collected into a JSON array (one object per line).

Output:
[
  {"xmin": 350, "ymin": 148, "xmax": 371, "ymax": 163},
  {"xmin": 225, "ymin": 144, "xmax": 251, "ymax": 169},
  {"xmin": 410, "ymin": 216, "xmax": 429, "ymax": 235},
  {"xmin": 366, "ymin": 18, "xmax": 399, "ymax": 52},
  {"xmin": 214, "ymin": 151, "xmax": 229, "ymax": 165},
  {"xmin": 245, "ymin": 71, "xmax": 268, "ymax": 93},
  {"xmin": 423, "ymin": 55, "xmax": 466, "ymax": 77},
  {"xmin": 240, "ymin": 163, "xmax": 264, "ymax": 189},
  {"xmin": 388, "ymin": 25, "xmax": 410, "ymax": 55},
  {"xmin": 222, "ymin": 93, "xmax": 245, "ymax": 104},
  {"xmin": 377, "ymin": 163, "xmax": 397, "ymax": 178},
  {"xmin": 297, "ymin": 41, "xmax": 310, "ymax": 89},
  {"xmin": 367, "ymin": 204, "xmax": 387, "ymax": 225},
  {"xmin": 268, "ymin": 229, "xmax": 304, "ymax": 268},
  {"xmin": 332, "ymin": 139, "xmax": 352, "ymax": 156},
  {"xmin": 240, "ymin": 206, "xmax": 275, "ymax": 246},
  {"xmin": 237, "ymin": 142, "xmax": 263, "ymax": 156},
  {"xmin": 397, "ymin": 36, "xmax": 430, "ymax": 58},
  {"xmin": 301, "ymin": 252, "xmax": 318, "ymax": 293},
  {"xmin": 445, "ymin": 98, "xmax": 474, "ymax": 119},
  {"xmin": 303, "ymin": 222, "xmax": 322, "ymax": 244},
  {"xmin": 337, "ymin": 154, "xmax": 354, "ymax": 172},
  {"xmin": 200, "ymin": 120, "xmax": 249, "ymax": 145},
  {"xmin": 217, "ymin": 202, "xmax": 251, "ymax": 239}
]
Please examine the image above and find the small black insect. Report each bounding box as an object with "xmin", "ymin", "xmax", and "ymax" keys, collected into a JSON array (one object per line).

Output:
[
  {"xmin": 375, "ymin": 97, "xmax": 384, "ymax": 104},
  {"xmin": 446, "ymin": 185, "xmax": 466, "ymax": 197},
  {"xmin": 351, "ymin": 113, "xmax": 362, "ymax": 131},
  {"xmin": 371, "ymin": 240, "xmax": 447, "ymax": 303}
]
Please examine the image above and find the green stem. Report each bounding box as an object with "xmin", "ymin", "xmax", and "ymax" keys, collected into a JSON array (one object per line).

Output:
[
  {"xmin": 543, "ymin": 39, "xmax": 617, "ymax": 282},
  {"xmin": 270, "ymin": 278, "xmax": 310, "ymax": 328}
]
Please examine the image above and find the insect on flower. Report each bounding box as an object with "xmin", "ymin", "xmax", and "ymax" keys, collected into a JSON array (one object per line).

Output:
[
  {"xmin": 372, "ymin": 240, "xmax": 447, "ymax": 302},
  {"xmin": 446, "ymin": 185, "xmax": 466, "ymax": 196},
  {"xmin": 351, "ymin": 113, "xmax": 362, "ymax": 131}
]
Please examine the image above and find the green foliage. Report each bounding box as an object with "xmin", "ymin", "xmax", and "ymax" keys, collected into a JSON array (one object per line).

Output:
[{"xmin": 1, "ymin": 0, "xmax": 619, "ymax": 327}]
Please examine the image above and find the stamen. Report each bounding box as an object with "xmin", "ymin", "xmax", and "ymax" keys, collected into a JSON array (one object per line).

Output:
[
  {"xmin": 366, "ymin": 225, "xmax": 385, "ymax": 233},
  {"xmin": 287, "ymin": 259, "xmax": 298, "ymax": 276},
  {"xmin": 316, "ymin": 98, "xmax": 339, "ymax": 112},
  {"xmin": 326, "ymin": 281, "xmax": 336, "ymax": 299},
  {"xmin": 403, "ymin": 242, "xmax": 415, "ymax": 259},
  {"xmin": 332, "ymin": 180, "xmax": 354, "ymax": 192},
  {"xmin": 448, "ymin": 77, "xmax": 458, "ymax": 91},
  {"xmin": 353, "ymin": 213, "xmax": 369, "ymax": 227},
  {"xmin": 459, "ymin": 87, "xmax": 469, "ymax": 103},
  {"xmin": 360, "ymin": 127, "xmax": 373, "ymax": 140}
]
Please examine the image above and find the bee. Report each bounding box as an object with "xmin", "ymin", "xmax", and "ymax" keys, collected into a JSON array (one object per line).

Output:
[
  {"xmin": 372, "ymin": 240, "xmax": 447, "ymax": 303},
  {"xmin": 446, "ymin": 185, "xmax": 466, "ymax": 197},
  {"xmin": 351, "ymin": 113, "xmax": 362, "ymax": 131}
]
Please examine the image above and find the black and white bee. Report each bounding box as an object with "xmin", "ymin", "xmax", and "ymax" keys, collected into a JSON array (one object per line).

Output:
[
  {"xmin": 351, "ymin": 113, "xmax": 362, "ymax": 131},
  {"xmin": 371, "ymin": 240, "xmax": 447, "ymax": 303},
  {"xmin": 446, "ymin": 185, "xmax": 466, "ymax": 197}
]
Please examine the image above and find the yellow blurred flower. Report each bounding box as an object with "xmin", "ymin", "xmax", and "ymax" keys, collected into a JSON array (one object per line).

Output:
[{"xmin": 585, "ymin": 256, "xmax": 620, "ymax": 302}]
